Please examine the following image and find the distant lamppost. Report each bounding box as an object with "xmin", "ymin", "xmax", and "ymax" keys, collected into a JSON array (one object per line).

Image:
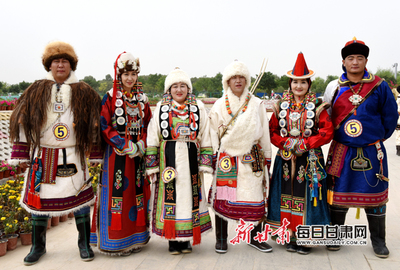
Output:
[{"xmin": 393, "ymin": 63, "xmax": 398, "ymax": 81}]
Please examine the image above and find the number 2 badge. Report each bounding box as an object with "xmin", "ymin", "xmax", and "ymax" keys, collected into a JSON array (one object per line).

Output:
[
  {"xmin": 53, "ymin": 123, "xmax": 70, "ymax": 141},
  {"xmin": 344, "ymin": 119, "xmax": 363, "ymax": 137},
  {"xmin": 162, "ymin": 167, "xmax": 177, "ymax": 183}
]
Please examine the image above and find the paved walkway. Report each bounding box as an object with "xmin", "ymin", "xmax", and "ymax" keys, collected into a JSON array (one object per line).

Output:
[{"xmin": 2, "ymin": 132, "xmax": 400, "ymax": 270}]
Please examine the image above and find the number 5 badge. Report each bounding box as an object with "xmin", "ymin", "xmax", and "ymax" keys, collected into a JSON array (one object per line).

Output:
[
  {"xmin": 52, "ymin": 123, "xmax": 70, "ymax": 141},
  {"xmin": 344, "ymin": 119, "xmax": 363, "ymax": 138},
  {"xmin": 162, "ymin": 167, "xmax": 177, "ymax": 183}
]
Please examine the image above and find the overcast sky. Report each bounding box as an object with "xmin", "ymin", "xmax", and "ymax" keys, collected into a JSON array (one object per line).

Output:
[{"xmin": 1, "ymin": 0, "xmax": 399, "ymax": 85}]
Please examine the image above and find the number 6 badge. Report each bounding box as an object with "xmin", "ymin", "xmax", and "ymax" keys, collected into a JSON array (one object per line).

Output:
[{"xmin": 162, "ymin": 167, "xmax": 177, "ymax": 183}]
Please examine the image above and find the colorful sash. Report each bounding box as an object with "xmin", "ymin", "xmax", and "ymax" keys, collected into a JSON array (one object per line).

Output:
[
  {"xmin": 162, "ymin": 141, "xmax": 201, "ymax": 244},
  {"xmin": 331, "ymin": 75, "xmax": 382, "ymax": 130}
]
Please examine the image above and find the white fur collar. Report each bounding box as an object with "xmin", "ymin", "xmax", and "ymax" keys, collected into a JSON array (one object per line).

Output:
[{"xmin": 220, "ymin": 88, "xmax": 260, "ymax": 157}]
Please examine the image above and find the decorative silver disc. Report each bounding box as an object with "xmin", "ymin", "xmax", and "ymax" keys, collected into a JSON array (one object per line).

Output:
[
  {"xmin": 115, "ymin": 107, "xmax": 124, "ymax": 116},
  {"xmin": 279, "ymin": 119, "xmax": 286, "ymax": 128},
  {"xmin": 116, "ymin": 99, "xmax": 123, "ymax": 107},
  {"xmin": 279, "ymin": 110, "xmax": 287, "ymax": 119},
  {"xmin": 137, "ymin": 93, "xmax": 142, "ymax": 101},
  {"xmin": 306, "ymin": 102, "xmax": 315, "ymax": 110},
  {"xmin": 190, "ymin": 123, "xmax": 198, "ymax": 130},
  {"xmin": 162, "ymin": 130, "xmax": 169, "ymax": 138},
  {"xmin": 280, "ymin": 128, "xmax": 288, "ymax": 137},
  {"xmin": 161, "ymin": 112, "xmax": 169, "ymax": 120},
  {"xmin": 305, "ymin": 119, "xmax": 314, "ymax": 128},
  {"xmin": 117, "ymin": 116, "xmax": 125, "ymax": 125},
  {"xmin": 190, "ymin": 105, "xmax": 197, "ymax": 112},
  {"xmin": 116, "ymin": 91, "xmax": 122, "ymax": 98},
  {"xmin": 193, "ymin": 113, "xmax": 199, "ymax": 121},
  {"xmin": 161, "ymin": 121, "xmax": 168, "ymax": 129},
  {"xmin": 161, "ymin": 105, "xmax": 169, "ymax": 112},
  {"xmin": 306, "ymin": 110, "xmax": 315, "ymax": 118},
  {"xmin": 139, "ymin": 102, "xmax": 144, "ymax": 109},
  {"xmin": 280, "ymin": 101, "xmax": 290, "ymax": 110},
  {"xmin": 304, "ymin": 129, "xmax": 312, "ymax": 137}
]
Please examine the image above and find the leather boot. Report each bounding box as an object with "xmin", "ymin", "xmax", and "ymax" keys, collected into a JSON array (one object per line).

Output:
[
  {"xmin": 168, "ymin": 241, "xmax": 181, "ymax": 255},
  {"xmin": 75, "ymin": 213, "xmax": 94, "ymax": 261},
  {"xmin": 23, "ymin": 217, "xmax": 48, "ymax": 265},
  {"xmin": 396, "ymin": 145, "xmax": 400, "ymax": 156},
  {"xmin": 366, "ymin": 206, "xmax": 389, "ymax": 258},
  {"xmin": 327, "ymin": 206, "xmax": 348, "ymax": 251},
  {"xmin": 248, "ymin": 222, "xmax": 273, "ymax": 252},
  {"xmin": 215, "ymin": 215, "xmax": 228, "ymax": 253}
]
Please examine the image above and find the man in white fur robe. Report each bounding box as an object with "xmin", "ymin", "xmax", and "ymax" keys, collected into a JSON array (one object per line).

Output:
[
  {"xmin": 208, "ymin": 60, "xmax": 272, "ymax": 253},
  {"xmin": 9, "ymin": 41, "xmax": 102, "ymax": 265}
]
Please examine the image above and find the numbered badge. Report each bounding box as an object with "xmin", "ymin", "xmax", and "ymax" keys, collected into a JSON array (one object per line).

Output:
[
  {"xmin": 162, "ymin": 167, "xmax": 177, "ymax": 183},
  {"xmin": 280, "ymin": 149, "xmax": 292, "ymax": 161},
  {"xmin": 53, "ymin": 123, "xmax": 70, "ymax": 141},
  {"xmin": 344, "ymin": 119, "xmax": 363, "ymax": 137},
  {"xmin": 219, "ymin": 156, "xmax": 233, "ymax": 172}
]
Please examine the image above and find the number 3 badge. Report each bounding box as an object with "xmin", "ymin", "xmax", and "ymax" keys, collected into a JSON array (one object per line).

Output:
[
  {"xmin": 219, "ymin": 156, "xmax": 233, "ymax": 172},
  {"xmin": 344, "ymin": 119, "xmax": 363, "ymax": 137},
  {"xmin": 162, "ymin": 167, "xmax": 177, "ymax": 183},
  {"xmin": 53, "ymin": 123, "xmax": 70, "ymax": 141}
]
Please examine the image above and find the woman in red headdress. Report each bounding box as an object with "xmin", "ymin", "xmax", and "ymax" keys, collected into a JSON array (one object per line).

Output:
[
  {"xmin": 267, "ymin": 53, "xmax": 334, "ymax": 254},
  {"xmin": 90, "ymin": 52, "xmax": 152, "ymax": 255}
]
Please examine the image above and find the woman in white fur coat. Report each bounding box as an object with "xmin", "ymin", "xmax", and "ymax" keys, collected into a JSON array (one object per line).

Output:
[
  {"xmin": 146, "ymin": 68, "xmax": 213, "ymax": 255},
  {"xmin": 208, "ymin": 60, "xmax": 272, "ymax": 254}
]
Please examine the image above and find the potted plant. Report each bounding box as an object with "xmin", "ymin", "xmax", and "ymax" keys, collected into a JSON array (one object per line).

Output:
[
  {"xmin": 19, "ymin": 216, "xmax": 32, "ymax": 245},
  {"xmin": 0, "ymin": 100, "xmax": 6, "ymax": 110},
  {"xmin": 2, "ymin": 216, "xmax": 19, "ymax": 250}
]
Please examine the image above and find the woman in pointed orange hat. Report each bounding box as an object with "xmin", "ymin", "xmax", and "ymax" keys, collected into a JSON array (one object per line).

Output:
[{"xmin": 266, "ymin": 52, "xmax": 334, "ymax": 254}]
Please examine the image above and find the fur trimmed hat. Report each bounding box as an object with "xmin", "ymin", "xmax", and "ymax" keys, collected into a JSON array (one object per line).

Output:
[
  {"xmin": 42, "ymin": 41, "xmax": 78, "ymax": 71},
  {"xmin": 341, "ymin": 37, "xmax": 369, "ymax": 60},
  {"xmin": 222, "ymin": 60, "xmax": 251, "ymax": 91},
  {"xmin": 164, "ymin": 68, "xmax": 192, "ymax": 93},
  {"xmin": 115, "ymin": 52, "xmax": 140, "ymax": 75}
]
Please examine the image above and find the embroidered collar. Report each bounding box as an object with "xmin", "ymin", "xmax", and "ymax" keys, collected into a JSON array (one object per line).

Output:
[{"xmin": 338, "ymin": 70, "xmax": 375, "ymax": 85}]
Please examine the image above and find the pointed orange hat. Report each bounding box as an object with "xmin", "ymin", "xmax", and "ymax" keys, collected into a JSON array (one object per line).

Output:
[{"xmin": 286, "ymin": 52, "xmax": 315, "ymax": 79}]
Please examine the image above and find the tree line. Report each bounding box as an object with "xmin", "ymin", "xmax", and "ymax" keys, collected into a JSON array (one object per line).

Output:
[{"xmin": 1, "ymin": 68, "xmax": 399, "ymax": 98}]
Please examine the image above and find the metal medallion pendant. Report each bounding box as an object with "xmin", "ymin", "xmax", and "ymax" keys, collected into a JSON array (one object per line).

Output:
[
  {"xmin": 53, "ymin": 102, "xmax": 65, "ymax": 113},
  {"xmin": 179, "ymin": 127, "xmax": 191, "ymax": 136},
  {"xmin": 289, "ymin": 112, "xmax": 301, "ymax": 121},
  {"xmin": 279, "ymin": 119, "xmax": 286, "ymax": 128},
  {"xmin": 349, "ymin": 94, "xmax": 363, "ymax": 106},
  {"xmin": 289, "ymin": 128, "xmax": 301, "ymax": 137}
]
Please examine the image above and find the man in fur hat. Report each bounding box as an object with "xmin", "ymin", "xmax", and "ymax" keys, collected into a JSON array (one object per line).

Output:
[
  {"xmin": 324, "ymin": 38, "xmax": 397, "ymax": 258},
  {"xmin": 9, "ymin": 41, "xmax": 102, "ymax": 265},
  {"xmin": 208, "ymin": 60, "xmax": 273, "ymax": 253}
]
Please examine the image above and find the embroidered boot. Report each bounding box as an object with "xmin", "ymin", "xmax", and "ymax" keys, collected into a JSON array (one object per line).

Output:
[
  {"xmin": 396, "ymin": 145, "xmax": 400, "ymax": 156},
  {"xmin": 248, "ymin": 222, "xmax": 273, "ymax": 252},
  {"xmin": 327, "ymin": 206, "xmax": 348, "ymax": 251},
  {"xmin": 23, "ymin": 217, "xmax": 48, "ymax": 265},
  {"xmin": 366, "ymin": 206, "xmax": 389, "ymax": 258},
  {"xmin": 75, "ymin": 214, "xmax": 95, "ymax": 261},
  {"xmin": 215, "ymin": 215, "xmax": 228, "ymax": 253}
]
